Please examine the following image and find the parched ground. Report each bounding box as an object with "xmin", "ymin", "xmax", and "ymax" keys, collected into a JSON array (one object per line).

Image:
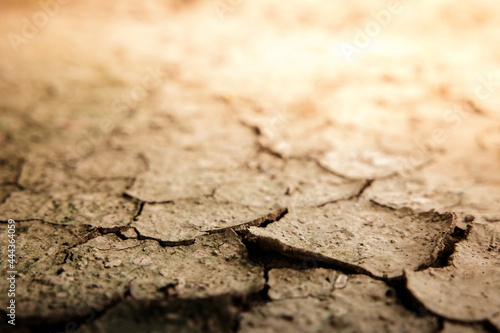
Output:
[{"xmin": 1, "ymin": 1, "xmax": 500, "ymax": 332}]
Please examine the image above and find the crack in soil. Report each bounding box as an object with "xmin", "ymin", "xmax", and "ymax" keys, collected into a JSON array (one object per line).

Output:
[
  {"xmin": 238, "ymin": 227, "xmax": 499, "ymax": 332},
  {"xmin": 1, "ymin": 256, "xmax": 268, "ymax": 333},
  {"xmin": 0, "ymin": 288, "xmax": 131, "ymax": 333},
  {"xmin": 0, "ymin": 168, "xmax": 488, "ymax": 332},
  {"xmin": 69, "ymin": 207, "xmax": 289, "ymax": 251},
  {"xmin": 463, "ymin": 99, "xmax": 490, "ymax": 117},
  {"xmin": 69, "ymin": 225, "xmax": 196, "ymax": 251},
  {"xmin": 369, "ymin": 199, "xmax": 398, "ymax": 210},
  {"xmin": 256, "ymin": 141, "xmax": 286, "ymax": 160},
  {"xmin": 318, "ymin": 178, "xmax": 374, "ymax": 207},
  {"xmin": 239, "ymin": 121, "xmax": 286, "ymax": 161},
  {"xmin": 243, "ymin": 232, "xmax": 376, "ymax": 277},
  {"xmin": 417, "ymin": 223, "xmax": 472, "ymax": 270},
  {"xmin": 315, "ymin": 159, "xmax": 360, "ymax": 181},
  {"xmin": 131, "ymin": 200, "xmax": 145, "ymax": 220},
  {"xmin": 1, "ymin": 211, "xmax": 492, "ymax": 332},
  {"xmin": 235, "ymin": 212, "xmax": 499, "ymax": 331},
  {"xmin": 123, "ymin": 152, "xmax": 150, "ymax": 192},
  {"xmin": 206, "ymin": 208, "xmax": 289, "ymax": 235}
]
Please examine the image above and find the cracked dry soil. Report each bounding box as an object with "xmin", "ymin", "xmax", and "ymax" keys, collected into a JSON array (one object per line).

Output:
[{"xmin": 1, "ymin": 1, "xmax": 500, "ymax": 332}]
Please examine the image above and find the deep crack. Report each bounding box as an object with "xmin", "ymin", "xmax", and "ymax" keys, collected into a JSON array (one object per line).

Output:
[
  {"xmin": 243, "ymin": 232, "xmax": 375, "ymax": 278},
  {"xmin": 417, "ymin": 222, "xmax": 472, "ymax": 270},
  {"xmin": 70, "ymin": 225, "xmax": 196, "ymax": 250}
]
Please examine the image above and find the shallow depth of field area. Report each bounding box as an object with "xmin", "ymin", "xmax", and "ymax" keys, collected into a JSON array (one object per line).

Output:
[{"xmin": 0, "ymin": 1, "xmax": 499, "ymax": 332}]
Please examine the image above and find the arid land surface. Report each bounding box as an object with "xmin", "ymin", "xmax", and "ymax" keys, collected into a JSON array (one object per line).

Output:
[{"xmin": 0, "ymin": 1, "xmax": 500, "ymax": 332}]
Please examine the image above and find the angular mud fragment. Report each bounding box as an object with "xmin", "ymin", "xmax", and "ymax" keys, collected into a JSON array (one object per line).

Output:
[
  {"xmin": 0, "ymin": 222, "xmax": 263, "ymax": 323},
  {"xmin": 406, "ymin": 223, "xmax": 500, "ymax": 321},
  {"xmin": 239, "ymin": 268, "xmax": 438, "ymax": 333},
  {"xmin": 0, "ymin": 180, "xmax": 136, "ymax": 227},
  {"xmin": 214, "ymin": 159, "xmax": 366, "ymax": 208},
  {"xmin": 246, "ymin": 201, "xmax": 456, "ymax": 278},
  {"xmin": 132, "ymin": 198, "xmax": 279, "ymax": 242}
]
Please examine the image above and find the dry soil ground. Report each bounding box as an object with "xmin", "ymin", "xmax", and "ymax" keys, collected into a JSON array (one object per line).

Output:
[{"xmin": 0, "ymin": 1, "xmax": 500, "ymax": 332}]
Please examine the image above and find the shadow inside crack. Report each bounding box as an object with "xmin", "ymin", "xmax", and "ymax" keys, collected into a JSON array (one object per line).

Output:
[{"xmin": 417, "ymin": 223, "xmax": 472, "ymax": 270}]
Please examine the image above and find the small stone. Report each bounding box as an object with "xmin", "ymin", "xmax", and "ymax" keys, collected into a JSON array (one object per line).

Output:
[
  {"xmin": 334, "ymin": 274, "xmax": 348, "ymax": 289},
  {"xmin": 463, "ymin": 215, "xmax": 475, "ymax": 222}
]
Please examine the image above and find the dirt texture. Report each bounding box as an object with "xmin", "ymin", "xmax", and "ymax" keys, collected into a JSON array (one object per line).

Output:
[{"xmin": 0, "ymin": 0, "xmax": 500, "ymax": 332}]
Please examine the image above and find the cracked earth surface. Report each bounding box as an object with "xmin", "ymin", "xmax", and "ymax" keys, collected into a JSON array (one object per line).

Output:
[{"xmin": 1, "ymin": 1, "xmax": 500, "ymax": 332}]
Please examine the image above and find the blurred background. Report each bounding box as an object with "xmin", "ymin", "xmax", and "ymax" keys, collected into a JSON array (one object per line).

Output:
[
  {"xmin": 1, "ymin": 0, "xmax": 499, "ymax": 216},
  {"xmin": 1, "ymin": 0, "xmax": 500, "ymax": 331}
]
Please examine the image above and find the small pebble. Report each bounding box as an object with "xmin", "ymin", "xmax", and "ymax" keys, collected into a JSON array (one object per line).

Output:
[{"xmin": 334, "ymin": 274, "xmax": 348, "ymax": 289}]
